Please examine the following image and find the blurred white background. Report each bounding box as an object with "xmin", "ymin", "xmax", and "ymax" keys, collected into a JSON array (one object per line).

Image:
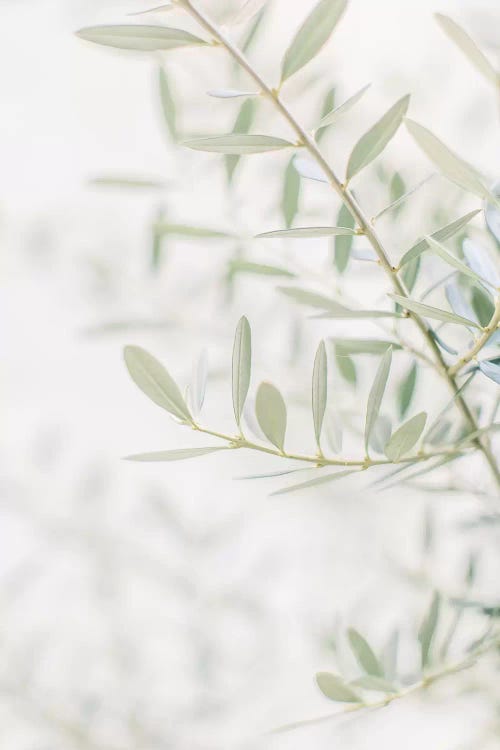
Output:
[{"xmin": 4, "ymin": 0, "xmax": 500, "ymax": 747}]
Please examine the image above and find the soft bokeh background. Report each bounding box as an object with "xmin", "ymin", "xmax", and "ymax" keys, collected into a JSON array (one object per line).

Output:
[{"xmin": 4, "ymin": 0, "xmax": 500, "ymax": 747}]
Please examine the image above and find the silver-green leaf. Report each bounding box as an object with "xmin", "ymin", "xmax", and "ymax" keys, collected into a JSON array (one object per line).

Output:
[
  {"xmin": 76, "ymin": 25, "xmax": 208, "ymax": 51},
  {"xmin": 183, "ymin": 134, "xmax": 294, "ymax": 154},
  {"xmin": 270, "ymin": 469, "xmax": 357, "ymax": 496},
  {"xmin": 365, "ymin": 347, "xmax": 392, "ymax": 452},
  {"xmin": 316, "ymin": 672, "xmax": 362, "ymax": 703},
  {"xmin": 125, "ymin": 447, "xmax": 226, "ymax": 461},
  {"xmin": 123, "ymin": 345, "xmax": 192, "ymax": 423},
  {"xmin": 435, "ymin": 14, "xmax": 499, "ymax": 86},
  {"xmin": 255, "ymin": 382, "xmax": 287, "ymax": 451},
  {"xmin": 347, "ymin": 628, "xmax": 384, "ymax": 677},
  {"xmin": 346, "ymin": 95, "xmax": 410, "ymax": 180},
  {"xmin": 418, "ymin": 592, "xmax": 441, "ymax": 668},
  {"xmin": 388, "ymin": 294, "xmax": 481, "ymax": 328},
  {"xmin": 317, "ymin": 83, "xmax": 371, "ymax": 130},
  {"xmin": 312, "ymin": 341, "xmax": 328, "ymax": 449},
  {"xmin": 256, "ymin": 226, "xmax": 356, "ymax": 239},
  {"xmin": 280, "ymin": 0, "xmax": 347, "ymax": 83},
  {"xmin": 232, "ymin": 316, "xmax": 252, "ymax": 428},
  {"xmin": 384, "ymin": 412, "xmax": 427, "ymax": 461},
  {"xmin": 399, "ymin": 210, "xmax": 481, "ymax": 268}
]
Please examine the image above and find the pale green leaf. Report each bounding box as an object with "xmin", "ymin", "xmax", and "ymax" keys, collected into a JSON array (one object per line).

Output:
[
  {"xmin": 125, "ymin": 447, "xmax": 226, "ymax": 461},
  {"xmin": 271, "ymin": 469, "xmax": 357, "ymax": 496},
  {"xmin": 334, "ymin": 203, "xmax": 355, "ymax": 272},
  {"xmin": 384, "ymin": 411, "xmax": 427, "ymax": 461},
  {"xmin": 316, "ymin": 672, "xmax": 362, "ymax": 703},
  {"xmin": 256, "ymin": 226, "xmax": 356, "ymax": 239},
  {"xmin": 280, "ymin": 0, "xmax": 347, "ymax": 82},
  {"xmin": 89, "ymin": 175, "xmax": 166, "ymax": 189},
  {"xmin": 318, "ymin": 83, "xmax": 371, "ymax": 129},
  {"xmin": 405, "ymin": 119, "xmax": 495, "ymax": 202},
  {"xmin": 282, "ymin": 156, "xmax": 301, "ymax": 228},
  {"xmin": 388, "ymin": 294, "xmax": 481, "ymax": 328},
  {"xmin": 155, "ymin": 223, "xmax": 235, "ymax": 239},
  {"xmin": 225, "ymin": 98, "xmax": 257, "ymax": 182},
  {"xmin": 418, "ymin": 592, "xmax": 441, "ymax": 668},
  {"xmin": 76, "ymin": 25, "xmax": 208, "ymax": 51},
  {"xmin": 365, "ymin": 347, "xmax": 392, "ymax": 452},
  {"xmin": 399, "ymin": 210, "xmax": 480, "ymax": 267},
  {"xmin": 336, "ymin": 350, "xmax": 357, "ymax": 385},
  {"xmin": 183, "ymin": 134, "xmax": 294, "ymax": 154},
  {"xmin": 346, "ymin": 95, "xmax": 410, "ymax": 180},
  {"xmin": 347, "ymin": 628, "xmax": 384, "ymax": 677},
  {"xmin": 278, "ymin": 286, "xmax": 400, "ymax": 318},
  {"xmin": 333, "ymin": 339, "xmax": 399, "ymax": 355},
  {"xmin": 255, "ymin": 382, "xmax": 287, "ymax": 451},
  {"xmin": 232, "ymin": 316, "xmax": 252, "ymax": 428},
  {"xmin": 207, "ymin": 88, "xmax": 258, "ymax": 98},
  {"xmin": 123, "ymin": 345, "xmax": 192, "ymax": 423},
  {"xmin": 435, "ymin": 14, "xmax": 499, "ymax": 86},
  {"xmin": 312, "ymin": 341, "xmax": 328, "ymax": 448},
  {"xmin": 229, "ymin": 260, "xmax": 295, "ymax": 278},
  {"xmin": 128, "ymin": 4, "xmax": 173, "ymax": 16},
  {"xmin": 369, "ymin": 414, "xmax": 392, "ymax": 455},
  {"xmin": 425, "ymin": 235, "xmax": 487, "ymax": 285},
  {"xmin": 398, "ymin": 361, "xmax": 417, "ymax": 419}
]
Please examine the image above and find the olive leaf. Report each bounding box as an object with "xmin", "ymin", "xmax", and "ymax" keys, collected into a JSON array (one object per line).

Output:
[
  {"xmin": 282, "ymin": 156, "xmax": 301, "ymax": 228},
  {"xmin": 384, "ymin": 412, "xmax": 427, "ymax": 461},
  {"xmin": 232, "ymin": 316, "xmax": 252, "ymax": 428},
  {"xmin": 317, "ymin": 83, "xmax": 371, "ymax": 129},
  {"xmin": 399, "ymin": 210, "xmax": 480, "ymax": 267},
  {"xmin": 125, "ymin": 447, "xmax": 226, "ymax": 461},
  {"xmin": 346, "ymin": 95, "xmax": 410, "ymax": 180},
  {"xmin": 255, "ymin": 382, "xmax": 287, "ymax": 451},
  {"xmin": 435, "ymin": 14, "xmax": 499, "ymax": 86},
  {"xmin": 225, "ymin": 99, "xmax": 257, "ymax": 182},
  {"xmin": 76, "ymin": 25, "xmax": 208, "ymax": 51},
  {"xmin": 418, "ymin": 592, "xmax": 441, "ymax": 668},
  {"xmin": 158, "ymin": 66, "xmax": 177, "ymax": 141},
  {"xmin": 334, "ymin": 203, "xmax": 356, "ymax": 272},
  {"xmin": 347, "ymin": 628, "xmax": 384, "ymax": 677},
  {"xmin": 425, "ymin": 235, "xmax": 488, "ymax": 286},
  {"xmin": 280, "ymin": 0, "xmax": 347, "ymax": 83},
  {"xmin": 123, "ymin": 346, "xmax": 192, "ymax": 423},
  {"xmin": 312, "ymin": 341, "xmax": 328, "ymax": 449},
  {"xmin": 256, "ymin": 226, "xmax": 357, "ymax": 239},
  {"xmin": 183, "ymin": 134, "xmax": 294, "ymax": 154},
  {"xmin": 398, "ymin": 361, "xmax": 417, "ymax": 419},
  {"xmin": 316, "ymin": 672, "xmax": 362, "ymax": 703},
  {"xmin": 365, "ymin": 347, "xmax": 392, "ymax": 452},
  {"xmin": 271, "ymin": 469, "xmax": 357, "ymax": 496},
  {"xmin": 388, "ymin": 294, "xmax": 481, "ymax": 328}
]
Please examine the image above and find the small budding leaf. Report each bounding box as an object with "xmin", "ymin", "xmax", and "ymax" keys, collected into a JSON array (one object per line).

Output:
[
  {"xmin": 405, "ymin": 119, "xmax": 496, "ymax": 203},
  {"xmin": 255, "ymin": 382, "xmax": 287, "ymax": 451},
  {"xmin": 280, "ymin": 0, "xmax": 347, "ymax": 83},
  {"xmin": 123, "ymin": 346, "xmax": 192, "ymax": 423},
  {"xmin": 183, "ymin": 134, "xmax": 294, "ymax": 154},
  {"xmin": 435, "ymin": 14, "xmax": 499, "ymax": 86},
  {"xmin": 365, "ymin": 347, "xmax": 392, "ymax": 452},
  {"xmin": 388, "ymin": 294, "xmax": 481, "ymax": 328},
  {"xmin": 312, "ymin": 341, "xmax": 328, "ymax": 449},
  {"xmin": 76, "ymin": 25, "xmax": 208, "ymax": 51},
  {"xmin": 316, "ymin": 672, "xmax": 362, "ymax": 703},
  {"xmin": 347, "ymin": 628, "xmax": 384, "ymax": 677},
  {"xmin": 346, "ymin": 95, "xmax": 410, "ymax": 180},
  {"xmin": 418, "ymin": 592, "xmax": 441, "ymax": 668},
  {"xmin": 232, "ymin": 316, "xmax": 252, "ymax": 428},
  {"xmin": 384, "ymin": 412, "xmax": 427, "ymax": 461},
  {"xmin": 125, "ymin": 447, "xmax": 226, "ymax": 461}
]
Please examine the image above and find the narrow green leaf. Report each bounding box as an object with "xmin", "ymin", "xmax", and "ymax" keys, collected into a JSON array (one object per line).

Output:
[
  {"xmin": 183, "ymin": 134, "xmax": 294, "ymax": 154},
  {"xmin": 282, "ymin": 156, "xmax": 301, "ymax": 228},
  {"xmin": 225, "ymin": 98, "xmax": 256, "ymax": 182},
  {"xmin": 89, "ymin": 175, "xmax": 165, "ymax": 189},
  {"xmin": 255, "ymin": 382, "xmax": 287, "ymax": 451},
  {"xmin": 388, "ymin": 294, "xmax": 481, "ymax": 328},
  {"xmin": 472, "ymin": 287, "xmax": 494, "ymax": 326},
  {"xmin": 365, "ymin": 347, "xmax": 392, "ymax": 452},
  {"xmin": 405, "ymin": 119, "xmax": 495, "ymax": 202},
  {"xmin": 128, "ymin": 4, "xmax": 173, "ymax": 16},
  {"xmin": 271, "ymin": 469, "xmax": 356, "ymax": 496},
  {"xmin": 207, "ymin": 88, "xmax": 257, "ymax": 98},
  {"xmin": 399, "ymin": 210, "xmax": 480, "ymax": 267},
  {"xmin": 351, "ymin": 676, "xmax": 397, "ymax": 693},
  {"xmin": 398, "ymin": 361, "xmax": 417, "ymax": 419},
  {"xmin": 76, "ymin": 25, "xmax": 208, "ymax": 51},
  {"xmin": 374, "ymin": 174, "xmax": 434, "ymax": 223},
  {"xmin": 318, "ymin": 83, "xmax": 371, "ymax": 129},
  {"xmin": 280, "ymin": 0, "xmax": 347, "ymax": 82},
  {"xmin": 369, "ymin": 414, "xmax": 392, "ymax": 454},
  {"xmin": 435, "ymin": 14, "xmax": 499, "ymax": 86},
  {"xmin": 425, "ymin": 235, "xmax": 487, "ymax": 285},
  {"xmin": 334, "ymin": 339, "xmax": 399, "ymax": 355},
  {"xmin": 125, "ymin": 447, "xmax": 226, "ymax": 461},
  {"xmin": 229, "ymin": 260, "xmax": 295, "ymax": 278},
  {"xmin": 335, "ymin": 350, "xmax": 357, "ymax": 385},
  {"xmin": 155, "ymin": 223, "xmax": 235, "ymax": 239},
  {"xmin": 232, "ymin": 316, "xmax": 252, "ymax": 428},
  {"xmin": 418, "ymin": 592, "xmax": 441, "ymax": 668},
  {"xmin": 347, "ymin": 628, "xmax": 384, "ymax": 677},
  {"xmin": 278, "ymin": 286, "xmax": 401, "ymax": 318},
  {"xmin": 123, "ymin": 345, "xmax": 192, "ymax": 422},
  {"xmin": 334, "ymin": 203, "xmax": 355, "ymax": 273},
  {"xmin": 315, "ymin": 86, "xmax": 336, "ymax": 143},
  {"xmin": 190, "ymin": 349, "xmax": 208, "ymax": 416},
  {"xmin": 316, "ymin": 672, "xmax": 362, "ymax": 703},
  {"xmin": 346, "ymin": 95, "xmax": 410, "ymax": 180},
  {"xmin": 256, "ymin": 226, "xmax": 356, "ymax": 239},
  {"xmin": 312, "ymin": 341, "xmax": 328, "ymax": 449},
  {"xmin": 384, "ymin": 412, "xmax": 427, "ymax": 461},
  {"xmin": 158, "ymin": 66, "xmax": 177, "ymax": 141}
]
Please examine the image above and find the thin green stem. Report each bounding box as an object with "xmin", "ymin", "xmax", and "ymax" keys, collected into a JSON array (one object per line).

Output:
[{"xmin": 178, "ymin": 0, "xmax": 500, "ymax": 489}]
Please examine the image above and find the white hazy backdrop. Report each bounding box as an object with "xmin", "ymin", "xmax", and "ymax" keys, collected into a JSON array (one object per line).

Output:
[{"xmin": 4, "ymin": 0, "xmax": 500, "ymax": 748}]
